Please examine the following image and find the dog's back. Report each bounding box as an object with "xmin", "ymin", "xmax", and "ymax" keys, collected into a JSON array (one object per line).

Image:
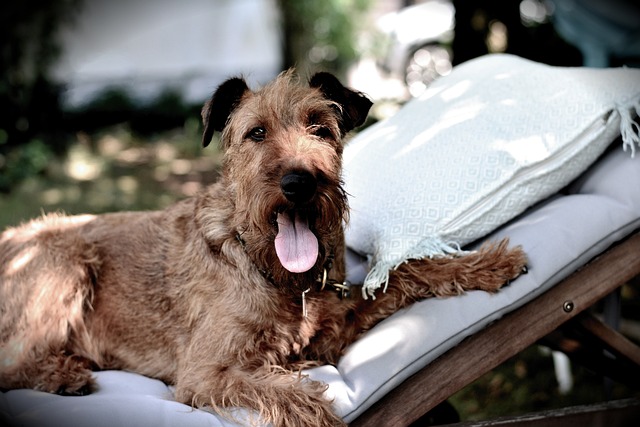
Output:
[{"xmin": 0, "ymin": 204, "xmax": 192, "ymax": 392}]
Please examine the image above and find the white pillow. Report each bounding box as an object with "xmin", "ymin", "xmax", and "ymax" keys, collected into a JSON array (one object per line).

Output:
[{"xmin": 343, "ymin": 54, "xmax": 640, "ymax": 298}]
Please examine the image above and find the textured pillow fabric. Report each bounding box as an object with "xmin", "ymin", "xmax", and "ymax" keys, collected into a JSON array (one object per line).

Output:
[{"xmin": 343, "ymin": 54, "xmax": 640, "ymax": 297}]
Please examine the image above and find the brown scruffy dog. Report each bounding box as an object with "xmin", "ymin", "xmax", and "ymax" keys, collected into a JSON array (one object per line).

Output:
[{"xmin": 0, "ymin": 71, "xmax": 527, "ymax": 426}]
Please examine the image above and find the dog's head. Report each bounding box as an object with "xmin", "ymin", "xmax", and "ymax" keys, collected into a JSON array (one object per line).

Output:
[
  {"xmin": 200, "ymin": 71, "xmax": 371, "ymax": 283},
  {"xmin": 201, "ymin": 71, "xmax": 371, "ymax": 149}
]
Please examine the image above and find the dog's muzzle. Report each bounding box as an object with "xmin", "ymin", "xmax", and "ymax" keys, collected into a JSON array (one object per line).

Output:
[
  {"xmin": 280, "ymin": 172, "xmax": 317, "ymax": 204},
  {"xmin": 276, "ymin": 171, "xmax": 320, "ymax": 273}
]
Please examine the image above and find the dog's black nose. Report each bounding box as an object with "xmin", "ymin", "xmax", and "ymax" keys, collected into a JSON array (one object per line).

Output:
[{"xmin": 281, "ymin": 171, "xmax": 317, "ymax": 203}]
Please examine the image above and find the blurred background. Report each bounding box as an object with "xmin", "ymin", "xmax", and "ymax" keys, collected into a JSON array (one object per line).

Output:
[{"xmin": 1, "ymin": 0, "xmax": 639, "ymax": 423}]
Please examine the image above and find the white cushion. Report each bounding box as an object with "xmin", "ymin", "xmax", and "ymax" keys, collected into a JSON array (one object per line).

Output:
[{"xmin": 342, "ymin": 54, "xmax": 640, "ymax": 297}]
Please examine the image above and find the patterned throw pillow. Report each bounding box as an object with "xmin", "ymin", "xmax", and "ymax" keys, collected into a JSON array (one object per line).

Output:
[{"xmin": 343, "ymin": 54, "xmax": 640, "ymax": 298}]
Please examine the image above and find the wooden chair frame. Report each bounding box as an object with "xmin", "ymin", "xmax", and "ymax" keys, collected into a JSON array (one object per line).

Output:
[{"xmin": 352, "ymin": 230, "xmax": 640, "ymax": 426}]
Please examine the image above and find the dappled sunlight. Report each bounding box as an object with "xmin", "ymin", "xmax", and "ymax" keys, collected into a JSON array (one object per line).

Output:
[
  {"xmin": 0, "ymin": 125, "xmax": 221, "ymax": 228},
  {"xmin": 180, "ymin": 181, "xmax": 203, "ymax": 197},
  {"xmin": 170, "ymin": 159, "xmax": 193, "ymax": 175},
  {"xmin": 96, "ymin": 133, "xmax": 125, "ymax": 156},
  {"xmin": 345, "ymin": 328, "xmax": 406, "ymax": 367},
  {"xmin": 1, "ymin": 214, "xmax": 96, "ymax": 245},
  {"xmin": 5, "ymin": 246, "xmax": 38, "ymax": 276},
  {"xmin": 418, "ymin": 77, "xmax": 472, "ymax": 103},
  {"xmin": 40, "ymin": 187, "xmax": 82, "ymax": 205},
  {"xmin": 491, "ymin": 134, "xmax": 556, "ymax": 164},
  {"xmin": 116, "ymin": 176, "xmax": 139, "ymax": 194},
  {"xmin": 341, "ymin": 309, "xmax": 437, "ymax": 375},
  {"xmin": 347, "ymin": 57, "xmax": 408, "ymax": 103},
  {"xmin": 397, "ymin": 98, "xmax": 485, "ymax": 158},
  {"xmin": 439, "ymin": 79, "xmax": 472, "ymax": 102},
  {"xmin": 65, "ymin": 144, "xmax": 104, "ymax": 181},
  {"xmin": 494, "ymin": 71, "xmax": 514, "ymax": 80},
  {"xmin": 343, "ymin": 125, "xmax": 398, "ymax": 164},
  {"xmin": 1, "ymin": 214, "xmax": 95, "ymax": 278},
  {"xmin": 390, "ymin": 77, "xmax": 481, "ymax": 158},
  {"xmin": 117, "ymin": 147, "xmax": 150, "ymax": 165},
  {"xmin": 155, "ymin": 141, "xmax": 179, "ymax": 162}
]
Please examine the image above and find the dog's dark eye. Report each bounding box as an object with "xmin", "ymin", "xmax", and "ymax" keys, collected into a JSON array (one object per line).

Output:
[
  {"xmin": 247, "ymin": 127, "xmax": 266, "ymax": 142},
  {"xmin": 312, "ymin": 126, "xmax": 333, "ymax": 140}
]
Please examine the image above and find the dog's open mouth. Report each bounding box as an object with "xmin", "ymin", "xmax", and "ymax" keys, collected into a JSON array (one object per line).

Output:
[{"xmin": 274, "ymin": 211, "xmax": 319, "ymax": 273}]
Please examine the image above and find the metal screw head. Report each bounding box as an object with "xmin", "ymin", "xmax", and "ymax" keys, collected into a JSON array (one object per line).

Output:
[{"xmin": 563, "ymin": 301, "xmax": 574, "ymax": 313}]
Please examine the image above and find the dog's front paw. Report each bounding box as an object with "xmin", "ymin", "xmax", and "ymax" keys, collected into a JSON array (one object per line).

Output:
[
  {"xmin": 465, "ymin": 239, "xmax": 528, "ymax": 293},
  {"xmin": 388, "ymin": 238, "xmax": 527, "ymax": 298},
  {"xmin": 176, "ymin": 369, "xmax": 345, "ymax": 427},
  {"xmin": 35, "ymin": 353, "xmax": 96, "ymax": 396}
]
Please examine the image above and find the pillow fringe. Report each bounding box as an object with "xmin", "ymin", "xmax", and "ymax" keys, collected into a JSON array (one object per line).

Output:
[
  {"xmin": 618, "ymin": 96, "xmax": 640, "ymax": 158},
  {"xmin": 362, "ymin": 237, "xmax": 466, "ymax": 300}
]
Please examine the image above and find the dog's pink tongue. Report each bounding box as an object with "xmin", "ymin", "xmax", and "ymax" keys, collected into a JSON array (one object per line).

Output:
[{"xmin": 275, "ymin": 213, "xmax": 319, "ymax": 273}]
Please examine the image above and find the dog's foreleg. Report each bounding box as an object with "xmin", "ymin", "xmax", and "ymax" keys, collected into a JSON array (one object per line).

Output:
[
  {"xmin": 174, "ymin": 318, "xmax": 345, "ymax": 427},
  {"xmin": 175, "ymin": 363, "xmax": 344, "ymax": 427},
  {"xmin": 343, "ymin": 239, "xmax": 527, "ymax": 339},
  {"xmin": 385, "ymin": 238, "xmax": 527, "ymax": 299}
]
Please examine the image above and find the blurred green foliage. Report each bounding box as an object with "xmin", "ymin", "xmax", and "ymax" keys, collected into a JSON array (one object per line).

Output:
[
  {"xmin": 451, "ymin": 344, "xmax": 639, "ymax": 421},
  {"xmin": 278, "ymin": 0, "xmax": 372, "ymax": 78},
  {"xmin": 0, "ymin": 139, "xmax": 52, "ymax": 192},
  {"xmin": 0, "ymin": 0, "xmax": 83, "ymax": 191},
  {"xmin": 64, "ymin": 87, "xmax": 200, "ymax": 135},
  {"xmin": 0, "ymin": 124, "xmax": 217, "ymax": 229}
]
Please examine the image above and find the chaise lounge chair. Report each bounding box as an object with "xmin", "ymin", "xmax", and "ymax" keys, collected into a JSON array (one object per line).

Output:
[{"xmin": 2, "ymin": 54, "xmax": 640, "ymax": 426}]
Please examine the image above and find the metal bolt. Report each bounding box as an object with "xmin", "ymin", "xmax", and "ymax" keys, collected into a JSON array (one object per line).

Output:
[{"xmin": 563, "ymin": 300, "xmax": 574, "ymax": 313}]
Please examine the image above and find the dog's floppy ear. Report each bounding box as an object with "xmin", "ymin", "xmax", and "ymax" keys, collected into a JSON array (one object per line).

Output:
[
  {"xmin": 309, "ymin": 72, "xmax": 372, "ymax": 134},
  {"xmin": 201, "ymin": 77, "xmax": 249, "ymax": 147}
]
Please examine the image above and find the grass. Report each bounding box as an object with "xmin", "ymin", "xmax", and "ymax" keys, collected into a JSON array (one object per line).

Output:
[
  {"xmin": 450, "ymin": 342, "xmax": 639, "ymax": 421},
  {"xmin": 0, "ymin": 120, "xmax": 221, "ymax": 229},
  {"xmin": 1, "ymin": 124, "xmax": 638, "ymax": 422}
]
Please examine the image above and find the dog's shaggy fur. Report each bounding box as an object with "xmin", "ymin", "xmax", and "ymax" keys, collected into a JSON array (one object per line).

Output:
[{"xmin": 0, "ymin": 71, "xmax": 527, "ymax": 426}]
